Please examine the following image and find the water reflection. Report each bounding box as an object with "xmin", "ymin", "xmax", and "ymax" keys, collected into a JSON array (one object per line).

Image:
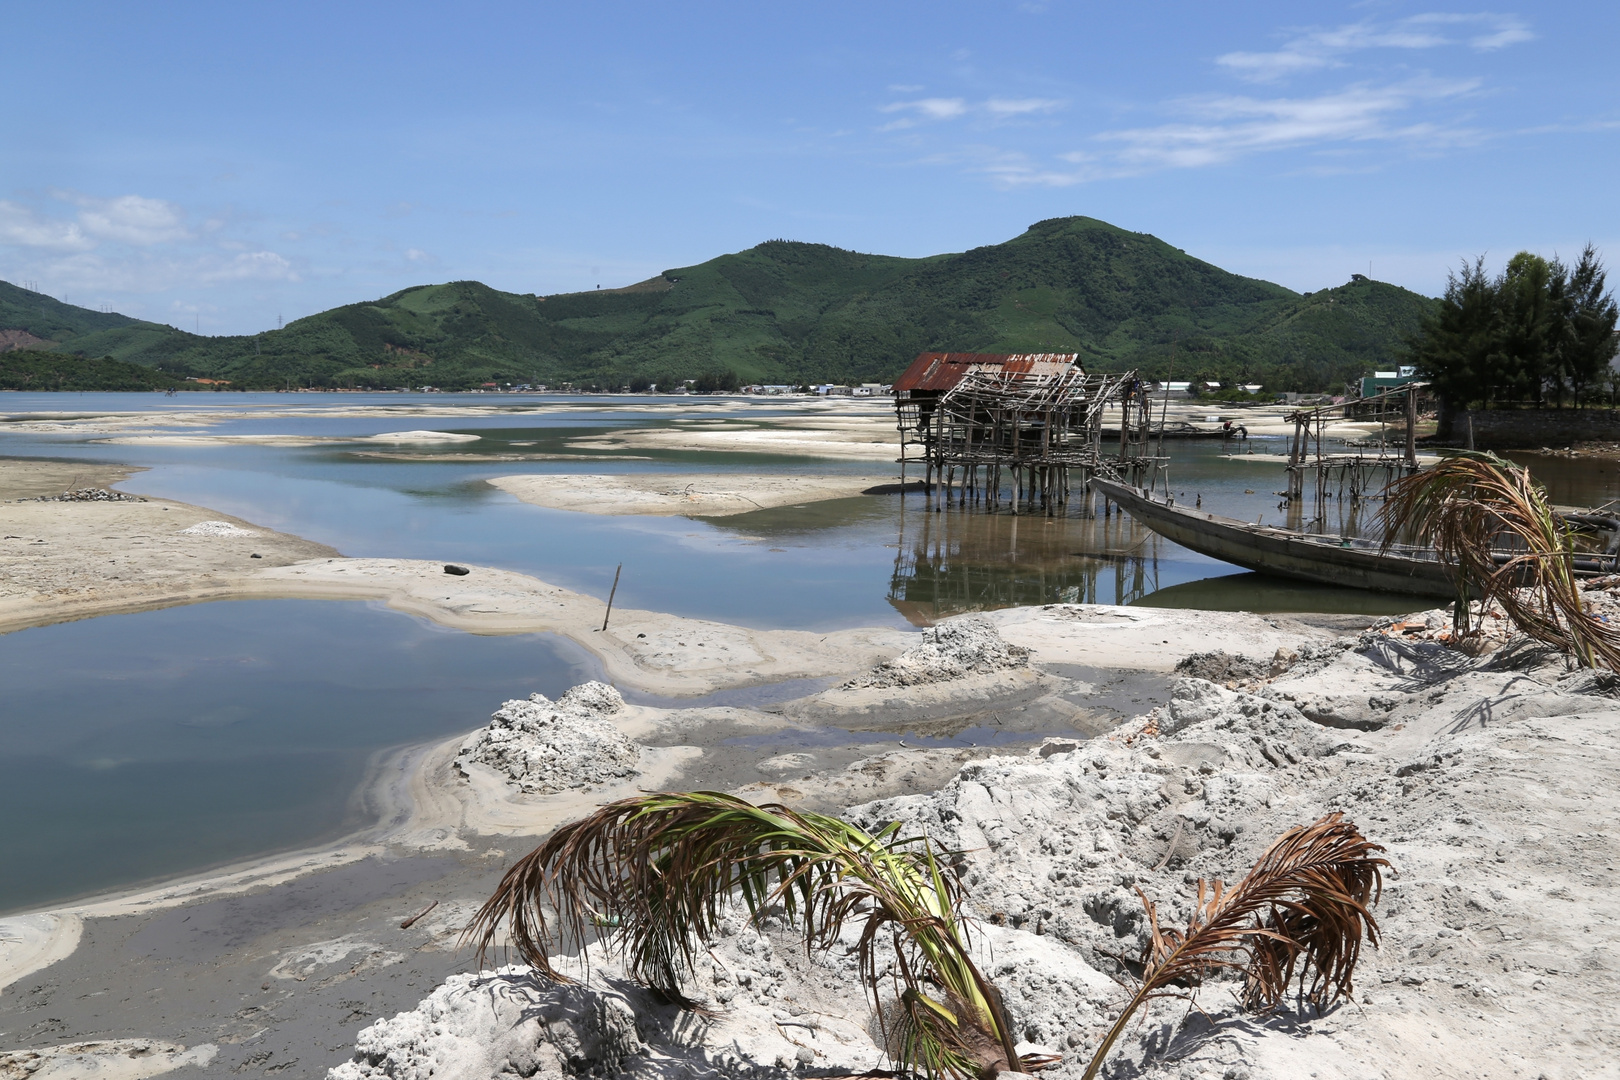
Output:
[
  {"xmin": 1508, "ymin": 452, "xmax": 1620, "ymax": 510},
  {"xmin": 886, "ymin": 499, "xmax": 1173, "ymax": 624},
  {"xmin": 1134, "ymin": 573, "xmax": 1419, "ymax": 615},
  {"xmin": 0, "ymin": 600, "xmax": 595, "ymax": 913}
]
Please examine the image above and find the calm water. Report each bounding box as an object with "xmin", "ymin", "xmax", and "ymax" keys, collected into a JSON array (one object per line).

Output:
[
  {"xmin": 0, "ymin": 394, "xmax": 1569, "ymax": 911},
  {"xmin": 0, "ymin": 600, "xmax": 595, "ymax": 913},
  {"xmin": 0, "ymin": 393, "xmax": 1418, "ymax": 624}
]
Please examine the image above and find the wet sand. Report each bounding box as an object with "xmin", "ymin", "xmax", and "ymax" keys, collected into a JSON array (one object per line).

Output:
[
  {"xmin": 0, "ymin": 657, "xmax": 1114, "ymax": 1078},
  {"xmin": 0, "ymin": 449, "xmax": 1368, "ymax": 1079},
  {"xmin": 487, "ymin": 472, "xmax": 901, "ymax": 516},
  {"xmin": 0, "ymin": 441, "xmax": 1407, "ymax": 1080},
  {"xmin": 0, "ymin": 461, "xmax": 339, "ymax": 634}
]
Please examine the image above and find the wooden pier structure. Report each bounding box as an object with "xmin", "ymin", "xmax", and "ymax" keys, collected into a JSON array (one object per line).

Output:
[
  {"xmin": 1283, "ymin": 384, "xmax": 1423, "ymax": 529},
  {"xmin": 893, "ymin": 352, "xmax": 1158, "ymax": 515}
]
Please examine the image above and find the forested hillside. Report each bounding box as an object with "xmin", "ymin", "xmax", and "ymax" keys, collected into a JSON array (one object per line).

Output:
[{"xmin": 1, "ymin": 217, "xmax": 1436, "ymax": 391}]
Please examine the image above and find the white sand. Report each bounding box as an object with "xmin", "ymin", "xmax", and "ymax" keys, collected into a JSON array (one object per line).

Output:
[
  {"xmin": 0, "ymin": 471, "xmax": 338, "ymax": 635},
  {"xmin": 985, "ymin": 602, "xmax": 1342, "ymax": 671},
  {"xmin": 0, "ymin": 1040, "xmax": 217, "ymax": 1080},
  {"xmin": 97, "ymin": 430, "xmax": 481, "ymax": 447},
  {"xmin": 566, "ymin": 408, "xmax": 901, "ymax": 460},
  {"xmin": 0, "ymin": 913, "xmax": 82, "ymax": 994},
  {"xmin": 328, "ymin": 615, "xmax": 1620, "ymax": 1080},
  {"xmin": 367, "ymin": 430, "xmax": 480, "ymax": 442},
  {"xmin": 488, "ymin": 472, "xmax": 896, "ymax": 516}
]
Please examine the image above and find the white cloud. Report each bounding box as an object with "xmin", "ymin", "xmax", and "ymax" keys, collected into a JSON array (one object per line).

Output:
[
  {"xmin": 1216, "ymin": 13, "xmax": 1533, "ymax": 82},
  {"xmin": 24, "ymin": 249, "xmax": 298, "ymax": 294},
  {"xmin": 70, "ymin": 193, "xmax": 190, "ymax": 245},
  {"xmin": 877, "ymin": 96, "xmax": 1063, "ymax": 132},
  {"xmin": 0, "ymin": 201, "xmax": 93, "ymax": 250},
  {"xmin": 975, "ymin": 149, "xmax": 1102, "ymax": 188},
  {"xmin": 199, "ymin": 251, "xmax": 297, "ymax": 283},
  {"xmin": 985, "ymin": 97, "xmax": 1064, "ymax": 116},
  {"xmin": 969, "ymin": 78, "xmax": 1484, "ymax": 188},
  {"xmin": 1101, "ymin": 79, "xmax": 1481, "ymax": 169},
  {"xmin": 1405, "ymin": 12, "xmax": 1535, "ymax": 50},
  {"xmin": 881, "ymin": 97, "xmax": 968, "ymax": 120}
]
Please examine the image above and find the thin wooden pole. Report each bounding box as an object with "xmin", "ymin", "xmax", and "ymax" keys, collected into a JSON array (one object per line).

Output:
[
  {"xmin": 600, "ymin": 563, "xmax": 622, "ymax": 632},
  {"xmin": 1405, "ymin": 387, "xmax": 1417, "ymax": 468}
]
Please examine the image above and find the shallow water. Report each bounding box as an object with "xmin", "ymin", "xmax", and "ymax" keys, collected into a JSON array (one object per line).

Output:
[
  {"xmin": 0, "ymin": 600, "xmax": 595, "ymax": 914},
  {"xmin": 1506, "ymin": 451, "xmax": 1620, "ymax": 510},
  {"xmin": 0, "ymin": 394, "xmax": 1435, "ymax": 622},
  {"xmin": 0, "ymin": 394, "xmax": 1535, "ymax": 911}
]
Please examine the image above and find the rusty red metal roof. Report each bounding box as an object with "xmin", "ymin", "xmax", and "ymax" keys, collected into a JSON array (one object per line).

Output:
[{"xmin": 892, "ymin": 352, "xmax": 1083, "ymax": 393}]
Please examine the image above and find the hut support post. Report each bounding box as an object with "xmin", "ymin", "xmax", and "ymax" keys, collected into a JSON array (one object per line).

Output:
[{"xmin": 1404, "ymin": 387, "xmax": 1417, "ymax": 470}]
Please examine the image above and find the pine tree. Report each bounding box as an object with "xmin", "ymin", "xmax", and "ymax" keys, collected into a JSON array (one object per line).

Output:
[{"xmin": 1412, "ymin": 247, "xmax": 1619, "ymax": 427}]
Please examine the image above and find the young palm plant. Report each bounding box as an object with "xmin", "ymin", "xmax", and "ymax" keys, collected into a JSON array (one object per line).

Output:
[
  {"xmin": 1082, "ymin": 813, "xmax": 1388, "ymax": 1080},
  {"xmin": 1380, "ymin": 451, "xmax": 1620, "ymax": 667},
  {"xmin": 465, "ymin": 790, "xmax": 1024, "ymax": 1080}
]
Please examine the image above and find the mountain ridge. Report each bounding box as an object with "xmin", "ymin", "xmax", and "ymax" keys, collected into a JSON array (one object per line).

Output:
[{"xmin": 0, "ymin": 216, "xmax": 1436, "ymax": 391}]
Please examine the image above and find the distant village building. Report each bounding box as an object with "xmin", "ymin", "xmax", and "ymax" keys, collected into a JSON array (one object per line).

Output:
[{"xmin": 1357, "ymin": 365, "xmax": 1418, "ymax": 399}]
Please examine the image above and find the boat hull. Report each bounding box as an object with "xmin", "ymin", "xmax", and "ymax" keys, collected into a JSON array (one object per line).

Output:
[{"xmin": 1091, "ymin": 477, "xmax": 1459, "ymax": 599}]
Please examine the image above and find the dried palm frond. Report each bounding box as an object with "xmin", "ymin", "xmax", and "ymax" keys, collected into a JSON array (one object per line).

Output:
[
  {"xmin": 465, "ymin": 790, "xmax": 1023, "ymax": 1080},
  {"xmin": 1381, "ymin": 451, "xmax": 1620, "ymax": 668},
  {"xmin": 1081, "ymin": 813, "xmax": 1388, "ymax": 1080}
]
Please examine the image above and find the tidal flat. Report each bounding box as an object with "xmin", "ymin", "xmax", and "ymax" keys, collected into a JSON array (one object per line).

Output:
[{"xmin": 1, "ymin": 393, "xmax": 1617, "ymax": 1080}]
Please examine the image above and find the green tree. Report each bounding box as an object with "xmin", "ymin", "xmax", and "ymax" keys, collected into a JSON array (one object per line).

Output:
[
  {"xmin": 1411, "ymin": 257, "xmax": 1498, "ymax": 427},
  {"xmin": 1554, "ymin": 244, "xmax": 1620, "ymax": 404},
  {"xmin": 1494, "ymin": 252, "xmax": 1557, "ymax": 406},
  {"xmin": 1412, "ymin": 248, "xmax": 1619, "ymax": 429}
]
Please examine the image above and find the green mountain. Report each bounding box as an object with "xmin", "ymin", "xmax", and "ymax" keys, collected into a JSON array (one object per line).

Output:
[
  {"xmin": 0, "ymin": 217, "xmax": 1437, "ymax": 392},
  {"xmin": 0, "ymin": 285, "xmax": 188, "ymax": 390}
]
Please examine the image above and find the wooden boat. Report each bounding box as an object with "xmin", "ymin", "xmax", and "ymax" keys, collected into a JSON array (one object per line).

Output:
[{"xmin": 1091, "ymin": 477, "xmax": 1620, "ymax": 599}]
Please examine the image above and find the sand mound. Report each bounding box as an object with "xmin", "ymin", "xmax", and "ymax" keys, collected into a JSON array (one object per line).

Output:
[
  {"xmin": 330, "ymin": 965, "xmax": 646, "ymax": 1080},
  {"xmin": 845, "ymin": 616, "xmax": 1029, "ymax": 689},
  {"xmin": 338, "ymin": 625, "xmax": 1620, "ymax": 1079},
  {"xmin": 330, "ymin": 909, "xmax": 889, "ymax": 1080},
  {"xmin": 366, "ymin": 431, "xmax": 481, "ymax": 443},
  {"xmin": 456, "ymin": 681, "xmax": 639, "ymax": 794},
  {"xmin": 177, "ymin": 520, "xmax": 257, "ymax": 537}
]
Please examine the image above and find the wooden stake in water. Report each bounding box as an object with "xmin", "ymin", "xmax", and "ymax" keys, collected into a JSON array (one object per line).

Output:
[{"xmin": 601, "ymin": 563, "xmax": 622, "ymax": 632}]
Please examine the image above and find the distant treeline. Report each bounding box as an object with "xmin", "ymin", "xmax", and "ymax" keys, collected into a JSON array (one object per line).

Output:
[
  {"xmin": 1412, "ymin": 246, "xmax": 1620, "ymax": 426},
  {"xmin": 0, "ymin": 351, "xmax": 185, "ymax": 392}
]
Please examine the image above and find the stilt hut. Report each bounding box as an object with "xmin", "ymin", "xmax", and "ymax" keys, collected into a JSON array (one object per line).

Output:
[{"xmin": 893, "ymin": 352, "xmax": 1153, "ymax": 514}]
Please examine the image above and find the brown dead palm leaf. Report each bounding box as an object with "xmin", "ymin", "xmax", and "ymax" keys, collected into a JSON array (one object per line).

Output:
[
  {"xmin": 1381, "ymin": 452, "xmax": 1620, "ymax": 668},
  {"xmin": 1081, "ymin": 813, "xmax": 1388, "ymax": 1080},
  {"xmin": 465, "ymin": 790, "xmax": 1025, "ymax": 1080}
]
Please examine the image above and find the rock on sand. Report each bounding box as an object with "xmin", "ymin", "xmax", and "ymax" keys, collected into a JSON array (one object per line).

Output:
[
  {"xmin": 457, "ymin": 681, "xmax": 639, "ymax": 794},
  {"xmin": 843, "ymin": 616, "xmax": 1029, "ymax": 689},
  {"xmin": 177, "ymin": 520, "xmax": 258, "ymax": 537}
]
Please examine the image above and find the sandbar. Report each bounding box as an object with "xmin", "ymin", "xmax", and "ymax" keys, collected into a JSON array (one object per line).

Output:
[
  {"xmin": 97, "ymin": 430, "xmax": 483, "ymax": 447},
  {"xmin": 566, "ymin": 409, "xmax": 901, "ymax": 460},
  {"xmin": 0, "ymin": 460, "xmax": 338, "ymax": 632},
  {"xmin": 487, "ymin": 471, "xmax": 899, "ymax": 516}
]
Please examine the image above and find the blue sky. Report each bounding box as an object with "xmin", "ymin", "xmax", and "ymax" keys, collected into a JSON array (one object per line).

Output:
[{"xmin": 3, "ymin": 1, "xmax": 1616, "ymax": 334}]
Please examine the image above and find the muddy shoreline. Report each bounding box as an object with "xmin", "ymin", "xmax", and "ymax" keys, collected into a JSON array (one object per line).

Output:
[{"xmin": 3, "ymin": 444, "xmax": 1616, "ymax": 1080}]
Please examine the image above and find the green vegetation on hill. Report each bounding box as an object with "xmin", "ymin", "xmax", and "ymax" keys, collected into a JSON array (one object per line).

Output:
[
  {"xmin": 1, "ymin": 217, "xmax": 1438, "ymax": 392},
  {"xmin": 0, "ymin": 282, "xmax": 192, "ymax": 364},
  {"xmin": 0, "ymin": 350, "xmax": 184, "ymax": 391}
]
